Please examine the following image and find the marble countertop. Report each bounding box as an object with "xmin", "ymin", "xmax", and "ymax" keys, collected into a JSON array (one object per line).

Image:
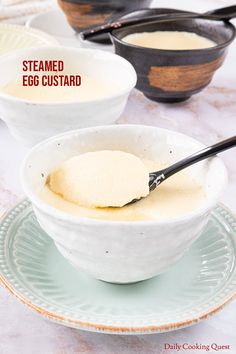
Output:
[{"xmin": 0, "ymin": 0, "xmax": 236, "ymax": 353}]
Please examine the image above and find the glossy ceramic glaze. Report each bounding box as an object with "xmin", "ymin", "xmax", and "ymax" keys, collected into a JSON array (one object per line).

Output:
[
  {"xmin": 21, "ymin": 125, "xmax": 227, "ymax": 283},
  {"xmin": 57, "ymin": 0, "xmax": 152, "ymax": 43},
  {"xmin": 0, "ymin": 47, "xmax": 136, "ymax": 147},
  {"xmin": 0, "ymin": 200, "xmax": 236, "ymax": 333},
  {"xmin": 111, "ymin": 13, "xmax": 235, "ymax": 102}
]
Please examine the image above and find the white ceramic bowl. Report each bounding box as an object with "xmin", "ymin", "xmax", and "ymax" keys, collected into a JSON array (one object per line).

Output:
[
  {"xmin": 0, "ymin": 24, "xmax": 59, "ymax": 55},
  {"xmin": 21, "ymin": 125, "xmax": 227, "ymax": 283},
  {"xmin": 0, "ymin": 46, "xmax": 136, "ymax": 147}
]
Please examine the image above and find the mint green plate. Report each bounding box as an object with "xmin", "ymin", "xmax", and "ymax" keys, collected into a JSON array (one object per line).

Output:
[{"xmin": 0, "ymin": 200, "xmax": 236, "ymax": 334}]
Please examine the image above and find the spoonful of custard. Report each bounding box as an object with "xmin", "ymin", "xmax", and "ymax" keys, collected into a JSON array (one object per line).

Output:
[
  {"xmin": 48, "ymin": 137, "xmax": 236, "ymax": 208},
  {"xmin": 48, "ymin": 150, "xmax": 150, "ymax": 208}
]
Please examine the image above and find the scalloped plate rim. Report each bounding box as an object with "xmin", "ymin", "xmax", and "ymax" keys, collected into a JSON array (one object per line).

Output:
[{"xmin": 0, "ymin": 198, "xmax": 236, "ymax": 335}]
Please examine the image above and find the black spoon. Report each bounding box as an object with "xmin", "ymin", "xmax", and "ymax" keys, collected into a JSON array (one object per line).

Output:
[
  {"xmin": 129, "ymin": 136, "xmax": 236, "ymax": 205},
  {"xmin": 81, "ymin": 5, "xmax": 236, "ymax": 40}
]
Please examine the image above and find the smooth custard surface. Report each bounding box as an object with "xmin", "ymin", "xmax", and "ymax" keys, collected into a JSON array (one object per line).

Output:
[
  {"xmin": 40, "ymin": 152, "xmax": 206, "ymax": 221},
  {"xmin": 48, "ymin": 150, "xmax": 150, "ymax": 208},
  {"xmin": 122, "ymin": 31, "xmax": 216, "ymax": 50},
  {"xmin": 1, "ymin": 75, "xmax": 116, "ymax": 103}
]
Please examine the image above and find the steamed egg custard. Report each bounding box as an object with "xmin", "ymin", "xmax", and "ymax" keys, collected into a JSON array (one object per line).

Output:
[
  {"xmin": 122, "ymin": 31, "xmax": 216, "ymax": 50},
  {"xmin": 40, "ymin": 150, "xmax": 206, "ymax": 221},
  {"xmin": 48, "ymin": 151, "xmax": 150, "ymax": 208},
  {"xmin": 1, "ymin": 75, "xmax": 115, "ymax": 103}
]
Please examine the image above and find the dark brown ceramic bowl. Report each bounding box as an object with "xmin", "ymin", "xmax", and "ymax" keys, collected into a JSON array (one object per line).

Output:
[
  {"xmin": 57, "ymin": 0, "xmax": 152, "ymax": 43},
  {"xmin": 111, "ymin": 15, "xmax": 236, "ymax": 103}
]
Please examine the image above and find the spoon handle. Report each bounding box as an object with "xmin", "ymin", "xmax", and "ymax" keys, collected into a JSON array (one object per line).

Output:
[
  {"xmin": 149, "ymin": 136, "xmax": 236, "ymax": 191},
  {"xmin": 81, "ymin": 12, "xmax": 194, "ymax": 40},
  {"xmin": 163, "ymin": 136, "xmax": 236, "ymax": 180},
  {"xmin": 206, "ymin": 5, "xmax": 236, "ymax": 20},
  {"xmin": 81, "ymin": 5, "xmax": 236, "ymax": 40}
]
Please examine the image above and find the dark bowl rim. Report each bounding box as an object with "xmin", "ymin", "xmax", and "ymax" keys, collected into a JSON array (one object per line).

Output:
[
  {"xmin": 118, "ymin": 7, "xmax": 195, "ymax": 19},
  {"xmin": 111, "ymin": 18, "xmax": 236, "ymax": 55}
]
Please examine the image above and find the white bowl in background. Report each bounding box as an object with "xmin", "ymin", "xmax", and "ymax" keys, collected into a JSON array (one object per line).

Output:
[
  {"xmin": 21, "ymin": 125, "xmax": 227, "ymax": 283},
  {"xmin": 26, "ymin": 9, "xmax": 113, "ymax": 51},
  {"xmin": 0, "ymin": 46, "xmax": 136, "ymax": 147},
  {"xmin": 0, "ymin": 24, "xmax": 59, "ymax": 55}
]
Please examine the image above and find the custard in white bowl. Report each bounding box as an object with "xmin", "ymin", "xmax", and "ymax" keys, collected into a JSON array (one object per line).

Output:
[
  {"xmin": 41, "ymin": 150, "xmax": 206, "ymax": 221},
  {"xmin": 2, "ymin": 75, "xmax": 113, "ymax": 103},
  {"xmin": 21, "ymin": 125, "xmax": 227, "ymax": 283},
  {"xmin": 0, "ymin": 47, "xmax": 136, "ymax": 146}
]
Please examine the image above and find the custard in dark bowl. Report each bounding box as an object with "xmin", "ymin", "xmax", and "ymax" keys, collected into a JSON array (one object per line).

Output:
[
  {"xmin": 111, "ymin": 18, "xmax": 235, "ymax": 102},
  {"xmin": 58, "ymin": 0, "xmax": 152, "ymax": 43}
]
